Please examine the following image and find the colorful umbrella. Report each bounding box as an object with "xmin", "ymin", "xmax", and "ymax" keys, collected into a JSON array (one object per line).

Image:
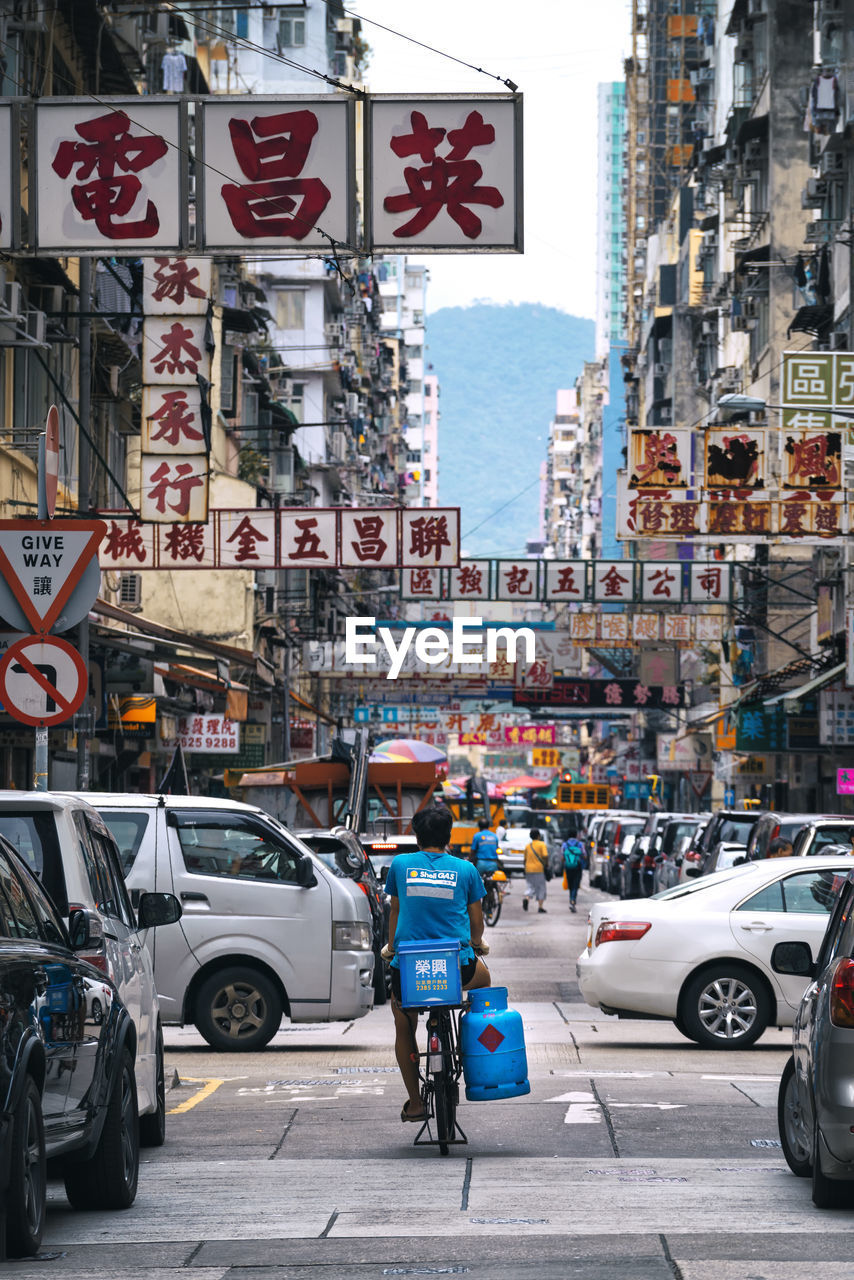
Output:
[
  {"xmin": 496, "ymin": 775, "xmax": 553, "ymax": 794},
  {"xmin": 370, "ymin": 737, "xmax": 447, "ymax": 764}
]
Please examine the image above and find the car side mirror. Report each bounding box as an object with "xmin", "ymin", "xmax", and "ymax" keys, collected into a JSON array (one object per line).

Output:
[
  {"xmin": 68, "ymin": 908, "xmax": 102, "ymax": 951},
  {"xmin": 334, "ymin": 845, "xmax": 365, "ymax": 879},
  {"xmin": 137, "ymin": 892, "xmax": 182, "ymax": 929},
  {"xmin": 297, "ymin": 855, "xmax": 318, "ymax": 888},
  {"xmin": 771, "ymin": 940, "xmax": 814, "ymax": 977}
]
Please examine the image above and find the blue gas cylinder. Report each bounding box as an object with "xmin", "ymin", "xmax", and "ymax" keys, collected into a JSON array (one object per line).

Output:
[{"xmin": 460, "ymin": 987, "xmax": 530, "ymax": 1101}]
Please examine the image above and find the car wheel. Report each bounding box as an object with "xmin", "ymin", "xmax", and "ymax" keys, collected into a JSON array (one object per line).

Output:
[
  {"xmin": 6, "ymin": 1075, "xmax": 46, "ymax": 1257},
  {"xmin": 812, "ymin": 1115, "xmax": 850, "ymax": 1208},
  {"xmin": 195, "ymin": 967, "xmax": 282, "ymax": 1051},
  {"xmin": 91, "ymin": 997, "xmax": 103, "ymax": 1025},
  {"xmin": 139, "ymin": 1025, "xmax": 166, "ymax": 1148},
  {"xmin": 64, "ymin": 1047, "xmax": 139, "ymax": 1210},
  {"xmin": 680, "ymin": 964, "xmax": 770, "ymax": 1049},
  {"xmin": 778, "ymin": 1056, "xmax": 811, "ymax": 1177}
]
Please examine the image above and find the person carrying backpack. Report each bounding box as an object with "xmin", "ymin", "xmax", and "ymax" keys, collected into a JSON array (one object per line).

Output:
[{"xmin": 562, "ymin": 836, "xmax": 585, "ymax": 913}]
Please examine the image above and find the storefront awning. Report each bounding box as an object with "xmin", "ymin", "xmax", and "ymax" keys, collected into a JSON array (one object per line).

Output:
[{"xmin": 763, "ymin": 661, "xmax": 846, "ymax": 707}]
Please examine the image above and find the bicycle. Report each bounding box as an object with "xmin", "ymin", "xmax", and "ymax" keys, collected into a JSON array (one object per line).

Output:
[
  {"xmin": 481, "ymin": 869, "xmax": 507, "ymax": 927},
  {"xmin": 411, "ymin": 1000, "xmax": 467, "ymax": 1156}
]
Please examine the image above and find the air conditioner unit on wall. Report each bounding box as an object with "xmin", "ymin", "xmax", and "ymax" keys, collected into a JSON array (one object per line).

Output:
[
  {"xmin": 332, "ymin": 431, "xmax": 348, "ymax": 462},
  {"xmin": 119, "ymin": 574, "xmax": 142, "ymax": 609},
  {"xmin": 346, "ymin": 392, "xmax": 360, "ymax": 416},
  {"xmin": 806, "ymin": 177, "xmax": 828, "ymax": 201}
]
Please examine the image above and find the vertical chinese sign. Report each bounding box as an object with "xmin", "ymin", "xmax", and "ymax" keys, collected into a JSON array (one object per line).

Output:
[
  {"xmin": 141, "ymin": 258, "xmax": 213, "ymax": 523},
  {"xmin": 366, "ymin": 95, "xmax": 522, "ymax": 253}
]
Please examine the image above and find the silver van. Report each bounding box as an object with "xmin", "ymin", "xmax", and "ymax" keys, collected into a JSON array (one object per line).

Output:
[{"xmin": 86, "ymin": 793, "xmax": 375, "ymax": 1051}]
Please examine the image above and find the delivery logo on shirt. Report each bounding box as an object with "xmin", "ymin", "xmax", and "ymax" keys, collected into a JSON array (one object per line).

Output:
[{"xmin": 405, "ymin": 867, "xmax": 458, "ymax": 899}]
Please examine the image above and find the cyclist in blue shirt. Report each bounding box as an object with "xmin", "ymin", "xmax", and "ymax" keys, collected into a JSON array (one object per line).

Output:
[
  {"xmin": 470, "ymin": 818, "xmax": 500, "ymax": 877},
  {"xmin": 385, "ymin": 805, "xmax": 490, "ymax": 1123}
]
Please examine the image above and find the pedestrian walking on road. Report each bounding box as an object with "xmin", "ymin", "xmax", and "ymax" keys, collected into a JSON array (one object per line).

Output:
[
  {"xmin": 562, "ymin": 836, "xmax": 584, "ymax": 912},
  {"xmin": 522, "ymin": 828, "xmax": 549, "ymax": 914}
]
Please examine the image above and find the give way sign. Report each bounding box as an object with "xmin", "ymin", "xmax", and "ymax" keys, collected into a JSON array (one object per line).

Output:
[
  {"xmin": 0, "ymin": 519, "xmax": 106, "ymax": 633},
  {"xmin": 0, "ymin": 635, "xmax": 88, "ymax": 727}
]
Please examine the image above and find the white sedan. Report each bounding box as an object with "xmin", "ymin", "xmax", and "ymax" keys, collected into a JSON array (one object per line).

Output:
[{"xmin": 576, "ymin": 855, "xmax": 854, "ymax": 1049}]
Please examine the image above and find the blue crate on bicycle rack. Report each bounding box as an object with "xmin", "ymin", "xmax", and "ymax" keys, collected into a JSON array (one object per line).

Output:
[{"xmin": 396, "ymin": 938, "xmax": 462, "ymax": 1008}]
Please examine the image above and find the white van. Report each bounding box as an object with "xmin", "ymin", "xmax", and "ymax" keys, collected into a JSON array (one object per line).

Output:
[{"xmin": 85, "ymin": 794, "xmax": 375, "ymax": 1051}]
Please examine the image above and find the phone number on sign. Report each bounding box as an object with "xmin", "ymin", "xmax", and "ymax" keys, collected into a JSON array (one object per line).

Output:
[{"xmin": 179, "ymin": 735, "xmax": 239, "ymax": 751}]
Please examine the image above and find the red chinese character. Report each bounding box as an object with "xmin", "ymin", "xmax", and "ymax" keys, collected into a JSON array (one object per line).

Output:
[
  {"xmin": 350, "ymin": 516, "xmax": 388, "ymax": 562},
  {"xmin": 708, "ymin": 504, "xmax": 739, "ymax": 535},
  {"xmin": 447, "ymin": 713, "xmax": 465, "ymax": 732},
  {"xmin": 163, "ymin": 523, "xmax": 206, "ymax": 562},
  {"xmin": 151, "ymin": 257, "xmax": 207, "ymax": 305},
  {"xmin": 151, "ymin": 321, "xmax": 202, "ymax": 377},
  {"xmin": 505, "ymin": 566, "xmax": 533, "ymax": 596},
  {"xmin": 226, "ymin": 515, "xmax": 269, "ymax": 562},
  {"xmin": 815, "ymin": 503, "xmax": 841, "ymax": 534},
  {"xmin": 668, "ymin": 502, "xmax": 700, "ymax": 533},
  {"xmin": 525, "ymin": 660, "xmax": 552, "ymax": 687},
  {"xmin": 383, "ymin": 110, "xmax": 504, "ymax": 239},
  {"xmin": 633, "ymin": 431, "xmax": 683, "ymax": 486},
  {"xmin": 104, "ymin": 520, "xmax": 147, "ymax": 563},
  {"xmin": 785, "ymin": 433, "xmax": 840, "ymax": 487},
  {"xmin": 409, "ymin": 568, "xmax": 436, "ymax": 595},
  {"xmin": 553, "ymin": 566, "xmax": 580, "ymax": 595},
  {"xmin": 148, "ymin": 461, "xmax": 205, "ymax": 517},
  {"xmin": 409, "ymin": 515, "xmax": 451, "ymax": 563},
  {"xmin": 604, "ymin": 682, "xmax": 623, "ymax": 706},
  {"xmin": 633, "ymin": 683, "xmax": 651, "ymax": 705},
  {"xmin": 742, "ymin": 503, "xmax": 770, "ymax": 533},
  {"xmin": 649, "ymin": 567, "xmax": 677, "ymax": 597},
  {"xmin": 661, "ymin": 686, "xmax": 681, "ymax": 706},
  {"xmin": 190, "ymin": 717, "xmax": 204, "ymax": 735},
  {"xmin": 147, "ymin": 390, "xmax": 204, "ymax": 448},
  {"xmin": 288, "ymin": 517, "xmax": 329, "ymax": 560},
  {"xmin": 52, "ymin": 110, "xmax": 167, "ymax": 238},
  {"xmin": 697, "ymin": 566, "xmax": 723, "ymax": 598},
  {"xmin": 781, "ymin": 502, "xmax": 808, "ymax": 534},
  {"xmin": 637, "ymin": 501, "xmax": 665, "ymax": 534},
  {"xmin": 600, "ymin": 566, "xmax": 629, "ymax": 598},
  {"xmin": 456, "ymin": 564, "xmax": 483, "ymax": 594},
  {"xmin": 222, "ymin": 111, "xmax": 331, "ymax": 239}
]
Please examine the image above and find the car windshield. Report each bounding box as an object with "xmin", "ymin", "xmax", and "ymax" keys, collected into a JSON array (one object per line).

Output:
[
  {"xmin": 715, "ymin": 816, "xmax": 757, "ymax": 844},
  {"xmin": 652, "ymin": 862, "xmax": 759, "ymax": 900},
  {"xmin": 805, "ymin": 825, "xmax": 854, "ymax": 853}
]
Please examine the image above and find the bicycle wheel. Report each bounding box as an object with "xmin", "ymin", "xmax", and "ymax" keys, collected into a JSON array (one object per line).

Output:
[
  {"xmin": 484, "ymin": 886, "xmax": 501, "ymax": 927},
  {"xmin": 432, "ymin": 1012, "xmax": 456, "ymax": 1156}
]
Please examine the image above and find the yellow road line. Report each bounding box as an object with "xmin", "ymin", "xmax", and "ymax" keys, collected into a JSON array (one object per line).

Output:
[{"xmin": 167, "ymin": 1076, "xmax": 225, "ymax": 1115}]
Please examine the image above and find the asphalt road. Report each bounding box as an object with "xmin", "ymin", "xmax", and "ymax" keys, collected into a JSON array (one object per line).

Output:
[{"xmin": 11, "ymin": 875, "xmax": 854, "ymax": 1279}]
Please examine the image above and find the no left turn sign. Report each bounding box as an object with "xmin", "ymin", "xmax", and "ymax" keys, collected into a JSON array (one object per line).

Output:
[{"xmin": 0, "ymin": 635, "xmax": 88, "ymax": 727}]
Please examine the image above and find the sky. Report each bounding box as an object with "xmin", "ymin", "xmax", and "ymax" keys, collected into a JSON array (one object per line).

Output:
[{"xmin": 353, "ymin": 0, "xmax": 631, "ymax": 317}]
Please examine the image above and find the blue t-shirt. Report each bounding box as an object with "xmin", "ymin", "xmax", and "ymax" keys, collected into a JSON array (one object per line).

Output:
[
  {"xmin": 386, "ymin": 850, "xmax": 485, "ymax": 968},
  {"xmin": 470, "ymin": 830, "xmax": 499, "ymax": 863}
]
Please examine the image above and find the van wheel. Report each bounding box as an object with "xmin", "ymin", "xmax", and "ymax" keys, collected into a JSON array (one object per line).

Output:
[
  {"xmin": 139, "ymin": 1026, "xmax": 166, "ymax": 1148},
  {"xmin": 65, "ymin": 1048, "xmax": 139, "ymax": 1210},
  {"xmin": 6, "ymin": 1075, "xmax": 46, "ymax": 1256},
  {"xmin": 195, "ymin": 968, "xmax": 281, "ymax": 1051}
]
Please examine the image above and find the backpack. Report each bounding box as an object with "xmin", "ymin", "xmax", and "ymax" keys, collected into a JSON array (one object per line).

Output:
[{"xmin": 563, "ymin": 839, "xmax": 584, "ymax": 871}]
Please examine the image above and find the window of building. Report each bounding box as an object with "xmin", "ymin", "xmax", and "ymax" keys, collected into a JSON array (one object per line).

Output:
[
  {"xmin": 279, "ymin": 9, "xmax": 306, "ymax": 47},
  {"xmin": 276, "ymin": 290, "xmax": 305, "ymax": 329},
  {"xmin": 287, "ymin": 382, "xmax": 304, "ymax": 422}
]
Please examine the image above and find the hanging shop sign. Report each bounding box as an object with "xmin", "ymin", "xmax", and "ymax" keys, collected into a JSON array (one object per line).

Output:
[
  {"xmin": 176, "ymin": 713, "xmax": 240, "ymax": 754},
  {"xmin": 629, "ymin": 429, "xmax": 692, "ymax": 489},
  {"xmin": 97, "ymin": 508, "xmax": 460, "ymax": 570},
  {"xmin": 401, "ymin": 559, "xmax": 732, "ymax": 604},
  {"xmin": 18, "ymin": 94, "xmax": 521, "ymax": 255},
  {"xmin": 705, "ymin": 429, "xmax": 767, "ymax": 489},
  {"xmin": 513, "ymin": 678, "xmax": 687, "ymax": 711}
]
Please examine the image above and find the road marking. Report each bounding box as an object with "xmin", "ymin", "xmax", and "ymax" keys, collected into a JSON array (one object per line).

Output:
[
  {"xmin": 551, "ymin": 1070, "xmax": 672, "ymax": 1079},
  {"xmin": 702, "ymin": 1074, "xmax": 781, "ymax": 1082},
  {"xmin": 610, "ymin": 1103, "xmax": 685, "ymax": 1111},
  {"xmin": 167, "ymin": 1076, "xmax": 225, "ymax": 1114}
]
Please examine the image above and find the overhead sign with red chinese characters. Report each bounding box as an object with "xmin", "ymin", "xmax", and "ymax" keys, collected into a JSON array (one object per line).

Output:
[
  {"xmin": 400, "ymin": 559, "xmax": 731, "ymax": 604},
  {"xmin": 97, "ymin": 508, "xmax": 460, "ymax": 570},
  {"xmin": 17, "ymin": 95, "xmax": 521, "ymax": 256},
  {"xmin": 367, "ymin": 95, "xmax": 522, "ymax": 253},
  {"xmin": 514, "ymin": 678, "xmax": 687, "ymax": 711}
]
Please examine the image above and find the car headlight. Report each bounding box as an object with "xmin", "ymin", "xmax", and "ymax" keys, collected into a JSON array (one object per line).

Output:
[{"xmin": 333, "ymin": 921, "xmax": 372, "ymax": 951}]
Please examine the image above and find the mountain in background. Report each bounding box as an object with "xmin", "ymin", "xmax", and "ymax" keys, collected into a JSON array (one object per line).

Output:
[{"xmin": 424, "ymin": 303, "xmax": 596, "ymax": 558}]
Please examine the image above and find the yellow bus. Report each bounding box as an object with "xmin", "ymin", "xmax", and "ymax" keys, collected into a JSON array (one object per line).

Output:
[{"xmin": 554, "ymin": 783, "xmax": 611, "ymax": 811}]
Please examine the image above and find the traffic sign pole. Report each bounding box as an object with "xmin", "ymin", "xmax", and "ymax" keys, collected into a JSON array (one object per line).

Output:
[{"xmin": 34, "ymin": 726, "xmax": 48, "ymax": 792}]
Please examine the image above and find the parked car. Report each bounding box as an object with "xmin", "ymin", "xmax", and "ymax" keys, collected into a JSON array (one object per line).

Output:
[
  {"xmin": 791, "ymin": 818, "xmax": 854, "ymax": 859},
  {"xmin": 621, "ymin": 811, "xmax": 696, "ymax": 898},
  {"xmin": 0, "ymin": 792, "xmax": 182, "ymax": 1147},
  {"xmin": 745, "ymin": 812, "xmax": 818, "ymax": 863},
  {"xmin": 87, "ymin": 793, "xmax": 375, "ymax": 1051},
  {"xmin": 652, "ymin": 817, "xmax": 705, "ymax": 893},
  {"xmin": 296, "ymin": 827, "xmax": 388, "ymax": 1005},
  {"xmin": 577, "ymin": 855, "xmax": 853, "ymax": 1048},
  {"xmin": 361, "ymin": 832, "xmax": 420, "ymax": 880},
  {"xmin": 0, "ymin": 835, "xmax": 141, "ymax": 1256},
  {"xmin": 681, "ymin": 809, "xmax": 761, "ymax": 878},
  {"xmin": 702, "ymin": 842, "xmax": 748, "ymax": 876},
  {"xmin": 774, "ymin": 866, "xmax": 854, "ymax": 1207},
  {"xmin": 589, "ymin": 811, "xmax": 645, "ymax": 890}
]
